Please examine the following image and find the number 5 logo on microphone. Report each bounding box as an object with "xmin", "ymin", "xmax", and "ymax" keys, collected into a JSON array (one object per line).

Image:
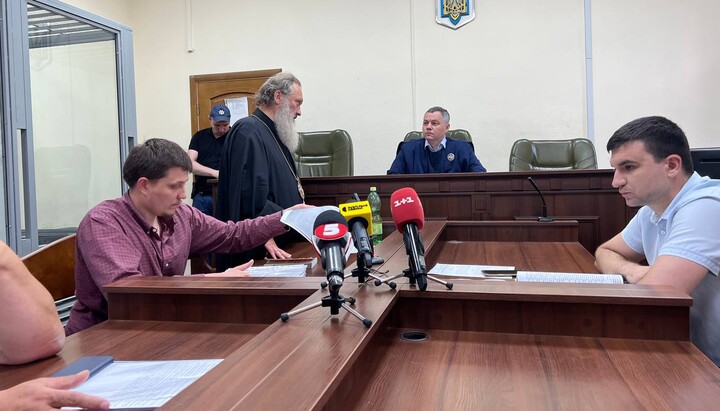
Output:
[{"xmin": 314, "ymin": 223, "xmax": 348, "ymax": 240}]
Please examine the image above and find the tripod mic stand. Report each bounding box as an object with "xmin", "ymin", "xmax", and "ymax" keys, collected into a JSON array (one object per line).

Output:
[
  {"xmin": 383, "ymin": 267, "xmax": 453, "ymax": 291},
  {"xmin": 281, "ymin": 274, "xmax": 373, "ymax": 328},
  {"xmin": 382, "ymin": 226, "xmax": 453, "ymax": 291},
  {"xmin": 320, "ymin": 250, "xmax": 396, "ymax": 290}
]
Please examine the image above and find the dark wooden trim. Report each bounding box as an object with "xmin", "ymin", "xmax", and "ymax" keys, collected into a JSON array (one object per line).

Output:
[{"xmin": 300, "ymin": 169, "xmax": 636, "ymax": 253}]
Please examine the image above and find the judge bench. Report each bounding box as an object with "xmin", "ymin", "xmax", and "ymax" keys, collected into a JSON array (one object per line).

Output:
[
  {"xmin": 2, "ymin": 170, "xmax": 719, "ymax": 410},
  {"xmin": 300, "ymin": 169, "xmax": 634, "ymax": 253}
]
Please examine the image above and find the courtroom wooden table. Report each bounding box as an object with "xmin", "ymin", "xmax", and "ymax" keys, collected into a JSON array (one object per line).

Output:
[
  {"xmin": 2, "ymin": 221, "xmax": 719, "ymax": 410},
  {"xmin": 0, "ymin": 321, "xmax": 262, "ymax": 390}
]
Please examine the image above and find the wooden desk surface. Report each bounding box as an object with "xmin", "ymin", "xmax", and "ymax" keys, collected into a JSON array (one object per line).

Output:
[
  {"xmin": 2, "ymin": 221, "xmax": 717, "ymax": 410},
  {"xmin": 0, "ymin": 321, "xmax": 264, "ymax": 391},
  {"xmin": 333, "ymin": 328, "xmax": 720, "ymax": 411}
]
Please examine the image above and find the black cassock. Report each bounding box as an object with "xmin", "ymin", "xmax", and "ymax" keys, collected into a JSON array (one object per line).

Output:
[{"xmin": 215, "ymin": 108, "xmax": 303, "ymax": 270}]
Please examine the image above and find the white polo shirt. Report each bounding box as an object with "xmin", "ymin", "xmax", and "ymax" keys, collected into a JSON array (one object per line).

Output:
[{"xmin": 622, "ymin": 172, "xmax": 720, "ymax": 365}]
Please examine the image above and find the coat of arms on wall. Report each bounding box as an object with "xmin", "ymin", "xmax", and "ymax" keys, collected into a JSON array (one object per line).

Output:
[{"xmin": 436, "ymin": 0, "xmax": 475, "ymax": 30}]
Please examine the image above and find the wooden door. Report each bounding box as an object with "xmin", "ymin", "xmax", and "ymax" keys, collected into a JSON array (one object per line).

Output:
[{"xmin": 189, "ymin": 68, "xmax": 281, "ymax": 134}]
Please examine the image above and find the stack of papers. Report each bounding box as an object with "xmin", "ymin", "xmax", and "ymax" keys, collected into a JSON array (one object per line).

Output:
[
  {"xmin": 73, "ymin": 359, "xmax": 222, "ymax": 409},
  {"xmin": 247, "ymin": 264, "xmax": 308, "ymax": 278},
  {"xmin": 426, "ymin": 265, "xmax": 625, "ymax": 284},
  {"xmin": 428, "ymin": 263, "xmax": 516, "ymax": 278},
  {"xmin": 264, "ymin": 257, "xmax": 317, "ymax": 269},
  {"xmin": 516, "ymin": 271, "xmax": 625, "ymax": 284}
]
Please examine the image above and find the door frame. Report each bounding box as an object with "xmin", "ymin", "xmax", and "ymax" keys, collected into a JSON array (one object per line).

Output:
[{"xmin": 189, "ymin": 68, "xmax": 280, "ymax": 135}]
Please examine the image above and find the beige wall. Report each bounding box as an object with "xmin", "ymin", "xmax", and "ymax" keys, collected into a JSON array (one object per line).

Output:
[
  {"xmin": 65, "ymin": 0, "xmax": 720, "ymax": 175},
  {"xmin": 593, "ymin": 0, "xmax": 720, "ymax": 167}
]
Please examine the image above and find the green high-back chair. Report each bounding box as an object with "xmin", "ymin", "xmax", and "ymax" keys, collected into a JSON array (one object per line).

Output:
[
  {"xmin": 509, "ymin": 138, "xmax": 598, "ymax": 171},
  {"xmin": 294, "ymin": 129, "xmax": 354, "ymax": 177}
]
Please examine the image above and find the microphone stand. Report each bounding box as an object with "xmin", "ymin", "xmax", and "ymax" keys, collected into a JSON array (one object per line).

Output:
[
  {"xmin": 527, "ymin": 176, "xmax": 553, "ymax": 222},
  {"xmin": 320, "ymin": 249, "xmax": 397, "ymax": 289},
  {"xmin": 383, "ymin": 226, "xmax": 453, "ymax": 291},
  {"xmin": 281, "ymin": 272, "xmax": 373, "ymax": 328}
]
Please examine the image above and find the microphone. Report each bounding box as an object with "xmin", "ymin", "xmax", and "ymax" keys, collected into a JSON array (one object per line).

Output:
[
  {"xmin": 390, "ymin": 187, "xmax": 428, "ymax": 291},
  {"xmin": 313, "ymin": 210, "xmax": 349, "ymax": 295},
  {"xmin": 527, "ymin": 177, "xmax": 553, "ymax": 222},
  {"xmin": 339, "ymin": 196, "xmax": 373, "ymax": 269},
  {"xmin": 280, "ymin": 209, "xmax": 373, "ymax": 328}
]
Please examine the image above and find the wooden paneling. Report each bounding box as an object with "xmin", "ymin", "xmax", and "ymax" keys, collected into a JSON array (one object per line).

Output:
[
  {"xmin": 107, "ymin": 276, "xmax": 320, "ymax": 323},
  {"xmin": 440, "ymin": 220, "xmax": 578, "ymax": 242},
  {"xmin": 389, "ymin": 297, "xmax": 689, "ymax": 340},
  {"xmin": 301, "ymin": 169, "xmax": 636, "ymax": 252}
]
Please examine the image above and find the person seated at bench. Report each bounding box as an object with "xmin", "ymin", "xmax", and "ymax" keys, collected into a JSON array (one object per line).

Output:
[
  {"xmin": 66, "ymin": 138, "xmax": 308, "ymax": 335},
  {"xmin": 388, "ymin": 106, "xmax": 486, "ymax": 174}
]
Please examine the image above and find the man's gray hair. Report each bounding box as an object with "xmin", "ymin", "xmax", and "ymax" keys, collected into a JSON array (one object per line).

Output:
[
  {"xmin": 426, "ymin": 106, "xmax": 450, "ymax": 123},
  {"xmin": 255, "ymin": 73, "xmax": 301, "ymax": 107}
]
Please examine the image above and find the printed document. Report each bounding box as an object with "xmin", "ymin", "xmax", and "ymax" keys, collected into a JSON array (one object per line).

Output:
[
  {"xmin": 73, "ymin": 359, "xmax": 222, "ymax": 409},
  {"xmin": 429, "ymin": 263, "xmax": 516, "ymax": 278},
  {"xmin": 517, "ymin": 271, "xmax": 624, "ymax": 284}
]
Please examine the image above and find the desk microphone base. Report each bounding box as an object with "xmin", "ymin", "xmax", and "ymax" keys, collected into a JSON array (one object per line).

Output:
[
  {"xmin": 384, "ymin": 269, "xmax": 454, "ymax": 291},
  {"xmin": 281, "ymin": 293, "xmax": 373, "ymax": 328},
  {"xmin": 320, "ymin": 268, "xmax": 396, "ymax": 290}
]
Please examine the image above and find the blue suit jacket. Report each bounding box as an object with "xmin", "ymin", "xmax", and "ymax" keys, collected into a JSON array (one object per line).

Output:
[{"xmin": 387, "ymin": 137, "xmax": 486, "ymax": 174}]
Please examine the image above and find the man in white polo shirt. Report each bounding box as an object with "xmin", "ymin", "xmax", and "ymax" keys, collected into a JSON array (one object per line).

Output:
[{"xmin": 595, "ymin": 115, "xmax": 720, "ymax": 366}]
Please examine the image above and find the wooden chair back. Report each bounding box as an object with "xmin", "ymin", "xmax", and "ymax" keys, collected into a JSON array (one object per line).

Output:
[{"xmin": 21, "ymin": 234, "xmax": 76, "ymax": 301}]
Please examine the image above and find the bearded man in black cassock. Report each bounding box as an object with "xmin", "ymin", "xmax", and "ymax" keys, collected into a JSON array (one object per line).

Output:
[{"xmin": 215, "ymin": 73, "xmax": 305, "ymax": 270}]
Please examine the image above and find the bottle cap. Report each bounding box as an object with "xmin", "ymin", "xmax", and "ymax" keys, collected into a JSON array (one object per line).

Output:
[{"xmin": 370, "ymin": 186, "xmax": 377, "ymax": 191}]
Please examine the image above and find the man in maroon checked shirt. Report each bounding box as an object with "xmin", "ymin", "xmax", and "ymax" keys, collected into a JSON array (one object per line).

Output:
[{"xmin": 65, "ymin": 138, "xmax": 307, "ymax": 335}]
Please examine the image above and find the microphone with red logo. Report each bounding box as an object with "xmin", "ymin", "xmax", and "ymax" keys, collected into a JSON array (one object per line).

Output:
[
  {"xmin": 312, "ymin": 210, "xmax": 349, "ymax": 295},
  {"xmin": 280, "ymin": 209, "xmax": 373, "ymax": 328},
  {"xmin": 386, "ymin": 187, "xmax": 452, "ymax": 291}
]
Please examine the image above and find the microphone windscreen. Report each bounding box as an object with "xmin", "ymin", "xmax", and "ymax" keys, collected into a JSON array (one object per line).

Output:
[
  {"xmin": 339, "ymin": 200, "xmax": 373, "ymax": 233},
  {"xmin": 390, "ymin": 187, "xmax": 424, "ymax": 233},
  {"xmin": 313, "ymin": 210, "xmax": 348, "ymax": 241}
]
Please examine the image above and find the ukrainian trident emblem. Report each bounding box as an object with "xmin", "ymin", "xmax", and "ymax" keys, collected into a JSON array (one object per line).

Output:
[{"xmin": 436, "ymin": 0, "xmax": 475, "ymax": 30}]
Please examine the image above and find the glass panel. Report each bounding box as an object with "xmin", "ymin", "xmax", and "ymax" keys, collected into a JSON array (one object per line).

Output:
[
  {"xmin": 0, "ymin": 117, "xmax": 5, "ymax": 244},
  {"xmin": 27, "ymin": 4, "xmax": 121, "ymax": 245}
]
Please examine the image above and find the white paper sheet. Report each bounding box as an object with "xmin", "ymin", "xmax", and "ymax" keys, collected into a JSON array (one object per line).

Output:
[
  {"xmin": 516, "ymin": 271, "xmax": 624, "ymax": 284},
  {"xmin": 247, "ymin": 264, "xmax": 308, "ymax": 277},
  {"xmin": 280, "ymin": 206, "xmax": 357, "ymax": 259},
  {"xmin": 225, "ymin": 97, "xmax": 248, "ymax": 125},
  {"xmin": 281, "ymin": 206, "xmax": 340, "ymax": 243},
  {"xmin": 72, "ymin": 359, "xmax": 222, "ymax": 409},
  {"xmin": 429, "ymin": 263, "xmax": 516, "ymax": 278}
]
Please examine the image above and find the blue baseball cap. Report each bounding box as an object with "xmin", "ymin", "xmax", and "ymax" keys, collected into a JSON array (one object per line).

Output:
[{"xmin": 210, "ymin": 104, "xmax": 231, "ymax": 123}]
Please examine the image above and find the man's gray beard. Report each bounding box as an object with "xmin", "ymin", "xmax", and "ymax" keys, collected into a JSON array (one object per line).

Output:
[{"xmin": 275, "ymin": 100, "xmax": 299, "ymax": 152}]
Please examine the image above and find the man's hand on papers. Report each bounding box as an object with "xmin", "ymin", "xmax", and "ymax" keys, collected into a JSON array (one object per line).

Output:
[
  {"xmin": 202, "ymin": 260, "xmax": 254, "ymax": 277},
  {"xmin": 0, "ymin": 370, "xmax": 109, "ymax": 410}
]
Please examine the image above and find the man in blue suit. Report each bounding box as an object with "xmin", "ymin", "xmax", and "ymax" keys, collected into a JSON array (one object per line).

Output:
[{"xmin": 388, "ymin": 106, "xmax": 486, "ymax": 174}]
